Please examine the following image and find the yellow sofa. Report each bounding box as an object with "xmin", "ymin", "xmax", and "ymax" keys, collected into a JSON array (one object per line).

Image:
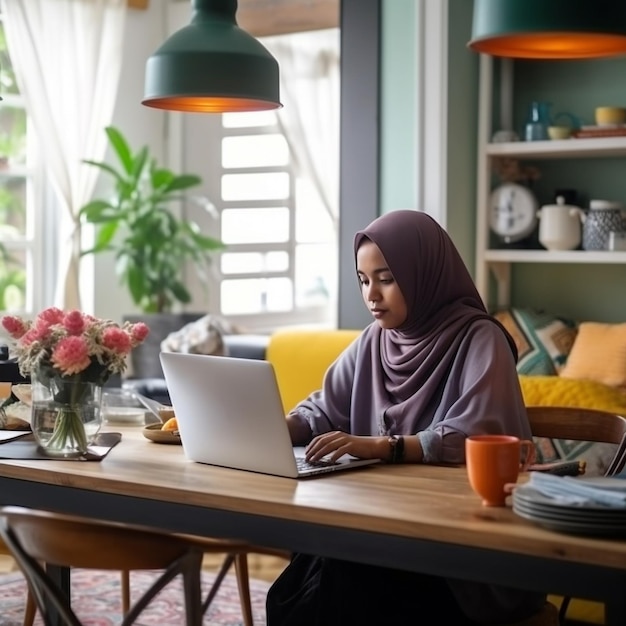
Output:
[{"xmin": 266, "ymin": 328, "xmax": 626, "ymax": 625}]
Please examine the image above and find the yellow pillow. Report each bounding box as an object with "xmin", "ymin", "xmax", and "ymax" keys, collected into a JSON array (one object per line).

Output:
[
  {"xmin": 559, "ymin": 322, "xmax": 626, "ymax": 389},
  {"xmin": 520, "ymin": 374, "xmax": 626, "ymax": 414},
  {"xmin": 266, "ymin": 329, "xmax": 361, "ymax": 413}
]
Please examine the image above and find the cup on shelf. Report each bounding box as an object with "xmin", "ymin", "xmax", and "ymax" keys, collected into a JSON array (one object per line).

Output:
[
  {"xmin": 608, "ymin": 231, "xmax": 626, "ymax": 251},
  {"xmin": 595, "ymin": 106, "xmax": 626, "ymax": 127},
  {"xmin": 465, "ymin": 435, "xmax": 535, "ymax": 507},
  {"xmin": 547, "ymin": 125, "xmax": 572, "ymax": 140}
]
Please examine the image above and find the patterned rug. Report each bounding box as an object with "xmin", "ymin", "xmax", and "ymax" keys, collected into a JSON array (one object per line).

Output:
[{"xmin": 0, "ymin": 568, "xmax": 270, "ymax": 625}]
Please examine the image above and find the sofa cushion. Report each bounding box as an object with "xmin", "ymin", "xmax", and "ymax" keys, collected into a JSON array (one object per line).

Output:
[
  {"xmin": 559, "ymin": 321, "xmax": 626, "ymax": 390},
  {"xmin": 492, "ymin": 309, "xmax": 577, "ymax": 375},
  {"xmin": 266, "ymin": 329, "xmax": 360, "ymax": 413},
  {"xmin": 520, "ymin": 375, "xmax": 626, "ymax": 476}
]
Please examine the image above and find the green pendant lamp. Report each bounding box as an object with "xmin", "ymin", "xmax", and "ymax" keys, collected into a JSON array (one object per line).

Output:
[
  {"xmin": 469, "ymin": 0, "xmax": 626, "ymax": 59},
  {"xmin": 143, "ymin": 0, "xmax": 281, "ymax": 113}
]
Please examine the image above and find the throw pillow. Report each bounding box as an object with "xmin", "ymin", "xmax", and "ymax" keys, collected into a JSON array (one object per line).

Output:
[
  {"xmin": 559, "ymin": 321, "xmax": 626, "ymax": 389},
  {"xmin": 493, "ymin": 308, "xmax": 578, "ymax": 375},
  {"xmin": 520, "ymin": 375, "xmax": 626, "ymax": 476}
]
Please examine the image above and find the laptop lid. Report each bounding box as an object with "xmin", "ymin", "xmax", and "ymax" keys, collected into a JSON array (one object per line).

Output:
[{"xmin": 159, "ymin": 352, "xmax": 380, "ymax": 478}]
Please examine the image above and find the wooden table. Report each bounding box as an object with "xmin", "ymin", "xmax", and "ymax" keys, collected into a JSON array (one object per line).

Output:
[{"xmin": 1, "ymin": 427, "xmax": 625, "ymax": 624}]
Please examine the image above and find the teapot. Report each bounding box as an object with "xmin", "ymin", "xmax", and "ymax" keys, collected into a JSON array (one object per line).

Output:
[{"xmin": 537, "ymin": 196, "xmax": 584, "ymax": 251}]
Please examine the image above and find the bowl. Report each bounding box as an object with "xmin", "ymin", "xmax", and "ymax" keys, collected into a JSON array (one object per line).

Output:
[
  {"xmin": 142, "ymin": 422, "xmax": 182, "ymax": 445},
  {"xmin": 595, "ymin": 106, "xmax": 626, "ymax": 127},
  {"xmin": 547, "ymin": 125, "xmax": 571, "ymax": 140},
  {"xmin": 102, "ymin": 388, "xmax": 146, "ymax": 425}
]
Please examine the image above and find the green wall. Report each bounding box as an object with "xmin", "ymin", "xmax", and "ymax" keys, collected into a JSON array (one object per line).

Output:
[
  {"xmin": 380, "ymin": 1, "xmax": 626, "ymax": 323},
  {"xmin": 380, "ymin": 0, "xmax": 418, "ymax": 214},
  {"xmin": 380, "ymin": 0, "xmax": 479, "ymax": 270}
]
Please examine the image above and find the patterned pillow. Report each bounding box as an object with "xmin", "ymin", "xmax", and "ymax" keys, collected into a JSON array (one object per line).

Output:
[{"xmin": 493, "ymin": 308, "xmax": 578, "ymax": 375}]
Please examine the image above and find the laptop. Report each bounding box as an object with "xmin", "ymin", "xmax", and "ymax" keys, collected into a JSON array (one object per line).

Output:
[{"xmin": 159, "ymin": 352, "xmax": 381, "ymax": 478}]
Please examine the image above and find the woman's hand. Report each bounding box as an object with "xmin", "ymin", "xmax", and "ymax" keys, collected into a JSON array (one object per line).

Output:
[{"xmin": 305, "ymin": 431, "xmax": 389, "ymax": 463}]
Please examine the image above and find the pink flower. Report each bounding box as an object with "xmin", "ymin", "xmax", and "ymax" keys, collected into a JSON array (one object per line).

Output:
[
  {"xmin": 20, "ymin": 327, "xmax": 43, "ymax": 347},
  {"xmin": 37, "ymin": 307, "xmax": 65, "ymax": 326},
  {"xmin": 1, "ymin": 316, "xmax": 29, "ymax": 339},
  {"xmin": 102, "ymin": 327, "xmax": 132, "ymax": 354},
  {"xmin": 63, "ymin": 310, "xmax": 86, "ymax": 336},
  {"xmin": 2, "ymin": 307, "xmax": 148, "ymax": 380},
  {"xmin": 50, "ymin": 336, "xmax": 92, "ymax": 375},
  {"xmin": 29, "ymin": 320, "xmax": 53, "ymax": 342},
  {"xmin": 130, "ymin": 322, "xmax": 150, "ymax": 345}
]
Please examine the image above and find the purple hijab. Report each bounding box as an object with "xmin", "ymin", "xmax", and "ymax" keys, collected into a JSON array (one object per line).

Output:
[{"xmin": 289, "ymin": 210, "xmax": 530, "ymax": 464}]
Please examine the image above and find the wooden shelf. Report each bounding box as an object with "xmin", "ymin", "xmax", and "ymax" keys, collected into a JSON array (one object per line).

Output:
[
  {"xmin": 484, "ymin": 250, "xmax": 626, "ymax": 263},
  {"xmin": 485, "ymin": 136, "xmax": 626, "ymax": 160},
  {"xmin": 474, "ymin": 55, "xmax": 626, "ymax": 311}
]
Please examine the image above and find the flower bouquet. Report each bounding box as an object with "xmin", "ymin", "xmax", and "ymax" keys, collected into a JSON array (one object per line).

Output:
[{"xmin": 1, "ymin": 308, "xmax": 149, "ymax": 456}]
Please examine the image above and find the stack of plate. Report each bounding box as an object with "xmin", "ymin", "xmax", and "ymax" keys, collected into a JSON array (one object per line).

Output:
[{"xmin": 513, "ymin": 480, "xmax": 626, "ymax": 536}]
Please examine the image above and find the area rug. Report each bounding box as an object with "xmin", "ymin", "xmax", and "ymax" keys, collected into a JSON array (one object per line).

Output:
[{"xmin": 0, "ymin": 569, "xmax": 270, "ymax": 625}]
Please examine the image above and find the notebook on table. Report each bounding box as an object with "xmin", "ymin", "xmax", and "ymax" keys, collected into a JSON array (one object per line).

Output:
[{"xmin": 159, "ymin": 352, "xmax": 380, "ymax": 478}]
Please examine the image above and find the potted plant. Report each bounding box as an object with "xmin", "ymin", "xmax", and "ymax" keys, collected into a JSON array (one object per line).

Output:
[{"xmin": 79, "ymin": 126, "xmax": 224, "ymax": 378}]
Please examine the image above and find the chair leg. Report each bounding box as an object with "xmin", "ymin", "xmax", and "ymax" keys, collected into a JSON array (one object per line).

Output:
[
  {"xmin": 182, "ymin": 554, "xmax": 204, "ymax": 626},
  {"xmin": 201, "ymin": 553, "xmax": 236, "ymax": 615},
  {"xmin": 234, "ymin": 553, "xmax": 254, "ymax": 626},
  {"xmin": 22, "ymin": 586, "xmax": 36, "ymax": 626},
  {"xmin": 121, "ymin": 570, "xmax": 131, "ymax": 615}
]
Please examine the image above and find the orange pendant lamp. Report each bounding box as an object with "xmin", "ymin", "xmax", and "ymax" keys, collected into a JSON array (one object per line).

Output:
[
  {"xmin": 143, "ymin": 0, "xmax": 281, "ymax": 113},
  {"xmin": 468, "ymin": 0, "xmax": 626, "ymax": 59}
]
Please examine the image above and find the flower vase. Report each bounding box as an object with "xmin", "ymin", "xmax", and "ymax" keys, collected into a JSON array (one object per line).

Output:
[{"xmin": 30, "ymin": 369, "xmax": 103, "ymax": 457}]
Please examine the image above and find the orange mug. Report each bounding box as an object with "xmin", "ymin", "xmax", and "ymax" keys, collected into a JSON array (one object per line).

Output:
[{"xmin": 465, "ymin": 435, "xmax": 535, "ymax": 507}]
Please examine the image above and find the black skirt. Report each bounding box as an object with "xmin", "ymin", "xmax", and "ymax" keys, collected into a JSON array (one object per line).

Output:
[{"xmin": 265, "ymin": 553, "xmax": 479, "ymax": 626}]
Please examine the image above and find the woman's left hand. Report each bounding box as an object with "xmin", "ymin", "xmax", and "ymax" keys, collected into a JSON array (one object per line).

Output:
[{"xmin": 305, "ymin": 431, "xmax": 388, "ymax": 463}]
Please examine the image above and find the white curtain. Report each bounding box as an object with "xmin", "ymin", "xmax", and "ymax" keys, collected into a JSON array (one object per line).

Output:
[
  {"xmin": 263, "ymin": 28, "xmax": 340, "ymax": 227},
  {"xmin": 1, "ymin": 0, "xmax": 127, "ymax": 310}
]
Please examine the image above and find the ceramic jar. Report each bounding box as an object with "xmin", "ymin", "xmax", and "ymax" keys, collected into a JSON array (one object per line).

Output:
[
  {"xmin": 537, "ymin": 196, "xmax": 583, "ymax": 251},
  {"xmin": 582, "ymin": 200, "xmax": 625, "ymax": 251}
]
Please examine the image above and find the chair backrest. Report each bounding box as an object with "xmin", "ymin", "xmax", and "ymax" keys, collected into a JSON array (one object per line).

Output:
[
  {"xmin": 0, "ymin": 505, "xmax": 204, "ymax": 626},
  {"xmin": 526, "ymin": 405, "xmax": 626, "ymax": 476}
]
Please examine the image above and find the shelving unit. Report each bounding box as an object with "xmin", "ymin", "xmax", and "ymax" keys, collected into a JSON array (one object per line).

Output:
[{"xmin": 474, "ymin": 55, "xmax": 626, "ymax": 311}]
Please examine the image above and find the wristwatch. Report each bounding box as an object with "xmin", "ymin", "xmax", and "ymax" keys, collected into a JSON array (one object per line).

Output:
[{"xmin": 387, "ymin": 435, "xmax": 405, "ymax": 464}]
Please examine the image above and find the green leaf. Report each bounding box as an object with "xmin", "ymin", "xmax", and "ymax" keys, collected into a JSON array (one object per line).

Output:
[
  {"xmin": 105, "ymin": 126, "xmax": 134, "ymax": 175},
  {"xmin": 79, "ymin": 200, "xmax": 116, "ymax": 222}
]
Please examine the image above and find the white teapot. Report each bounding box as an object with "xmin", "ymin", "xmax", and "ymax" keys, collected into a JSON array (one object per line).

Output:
[{"xmin": 537, "ymin": 196, "xmax": 584, "ymax": 251}]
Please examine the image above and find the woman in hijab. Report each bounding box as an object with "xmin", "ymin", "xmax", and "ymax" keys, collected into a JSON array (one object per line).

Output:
[{"xmin": 266, "ymin": 210, "xmax": 546, "ymax": 625}]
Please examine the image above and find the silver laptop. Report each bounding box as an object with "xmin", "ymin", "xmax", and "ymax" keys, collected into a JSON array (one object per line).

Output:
[{"xmin": 159, "ymin": 352, "xmax": 380, "ymax": 478}]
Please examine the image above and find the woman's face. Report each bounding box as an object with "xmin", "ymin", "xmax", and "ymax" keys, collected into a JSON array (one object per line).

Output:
[{"xmin": 356, "ymin": 240, "xmax": 407, "ymax": 329}]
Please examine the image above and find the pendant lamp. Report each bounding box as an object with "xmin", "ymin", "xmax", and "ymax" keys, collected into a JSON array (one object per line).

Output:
[
  {"xmin": 143, "ymin": 0, "xmax": 281, "ymax": 113},
  {"xmin": 469, "ymin": 0, "xmax": 626, "ymax": 59}
]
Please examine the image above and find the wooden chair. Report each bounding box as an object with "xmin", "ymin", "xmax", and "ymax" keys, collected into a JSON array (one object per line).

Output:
[
  {"xmin": 120, "ymin": 544, "xmax": 289, "ymax": 626},
  {"xmin": 526, "ymin": 405, "xmax": 626, "ymax": 624},
  {"xmin": 0, "ymin": 505, "xmax": 254, "ymax": 626},
  {"xmin": 1, "ymin": 538, "xmax": 36, "ymax": 626},
  {"xmin": 527, "ymin": 406, "xmax": 626, "ymax": 477}
]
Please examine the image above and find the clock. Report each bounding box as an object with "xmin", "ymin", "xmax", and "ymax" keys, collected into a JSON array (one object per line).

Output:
[{"xmin": 489, "ymin": 183, "xmax": 538, "ymax": 244}]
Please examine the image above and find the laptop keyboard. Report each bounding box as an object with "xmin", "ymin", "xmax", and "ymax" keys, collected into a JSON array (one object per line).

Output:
[{"xmin": 296, "ymin": 456, "xmax": 338, "ymax": 473}]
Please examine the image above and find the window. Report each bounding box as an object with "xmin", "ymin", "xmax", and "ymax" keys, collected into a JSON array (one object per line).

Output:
[
  {"xmin": 0, "ymin": 12, "xmax": 44, "ymax": 314},
  {"xmin": 180, "ymin": 30, "xmax": 339, "ymax": 331},
  {"xmin": 216, "ymin": 109, "xmax": 337, "ymax": 326}
]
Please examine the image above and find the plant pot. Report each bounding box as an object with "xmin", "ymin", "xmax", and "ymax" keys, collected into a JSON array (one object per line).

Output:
[{"xmin": 123, "ymin": 313, "xmax": 204, "ymax": 379}]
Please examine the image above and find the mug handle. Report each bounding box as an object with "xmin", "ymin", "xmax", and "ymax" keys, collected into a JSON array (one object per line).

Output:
[
  {"xmin": 553, "ymin": 111, "xmax": 581, "ymax": 129},
  {"xmin": 519, "ymin": 439, "xmax": 536, "ymax": 472}
]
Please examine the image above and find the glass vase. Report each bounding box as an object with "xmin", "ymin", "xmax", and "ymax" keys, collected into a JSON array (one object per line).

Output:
[
  {"xmin": 30, "ymin": 369, "xmax": 103, "ymax": 458},
  {"xmin": 524, "ymin": 101, "xmax": 552, "ymax": 141}
]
